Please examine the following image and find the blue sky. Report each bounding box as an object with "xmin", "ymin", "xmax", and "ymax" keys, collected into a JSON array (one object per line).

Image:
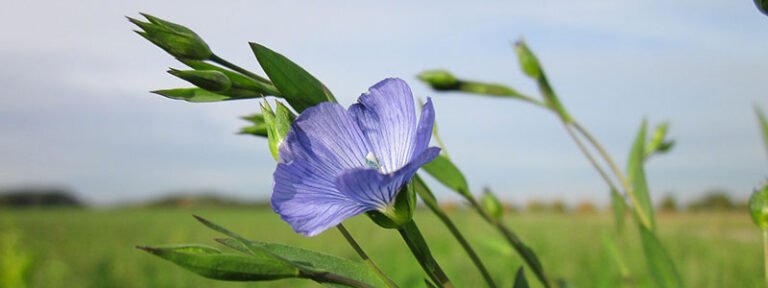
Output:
[{"xmin": 1, "ymin": 1, "xmax": 766, "ymax": 206}]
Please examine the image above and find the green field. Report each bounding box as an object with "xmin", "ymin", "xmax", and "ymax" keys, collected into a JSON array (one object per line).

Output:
[{"xmin": 0, "ymin": 208, "xmax": 761, "ymax": 287}]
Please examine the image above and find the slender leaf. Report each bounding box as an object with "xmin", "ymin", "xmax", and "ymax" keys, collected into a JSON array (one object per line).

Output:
[
  {"xmin": 601, "ymin": 233, "xmax": 630, "ymax": 279},
  {"xmin": 195, "ymin": 216, "xmax": 387, "ymax": 288},
  {"xmin": 421, "ymin": 154, "xmax": 471, "ymax": 198},
  {"xmin": 152, "ymin": 87, "xmax": 260, "ymax": 102},
  {"xmin": 137, "ymin": 244, "xmax": 299, "ymax": 281},
  {"xmin": 239, "ymin": 113, "xmax": 268, "ymax": 137},
  {"xmin": 627, "ymin": 120, "xmax": 655, "ymax": 230},
  {"xmin": 513, "ymin": 267, "xmax": 529, "ymax": 288},
  {"xmin": 638, "ymin": 225, "xmax": 682, "ymax": 288},
  {"xmin": 250, "ymin": 43, "xmax": 335, "ymax": 111},
  {"xmin": 610, "ymin": 188, "xmax": 625, "ymax": 231}
]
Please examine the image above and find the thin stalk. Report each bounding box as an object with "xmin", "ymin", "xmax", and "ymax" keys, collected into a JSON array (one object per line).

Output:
[
  {"xmin": 562, "ymin": 123, "xmax": 619, "ymax": 192},
  {"xmin": 571, "ymin": 121, "xmax": 633, "ymax": 197},
  {"xmin": 414, "ymin": 176, "xmax": 496, "ymax": 288},
  {"xmin": 570, "ymin": 120, "xmax": 654, "ymax": 228},
  {"xmin": 425, "ymin": 118, "xmax": 545, "ymax": 287},
  {"xmin": 398, "ymin": 220, "xmax": 454, "ymax": 288},
  {"xmin": 763, "ymin": 229, "xmax": 768, "ymax": 288},
  {"xmin": 336, "ymin": 224, "xmax": 399, "ymax": 288},
  {"xmin": 466, "ymin": 197, "xmax": 551, "ymax": 288}
]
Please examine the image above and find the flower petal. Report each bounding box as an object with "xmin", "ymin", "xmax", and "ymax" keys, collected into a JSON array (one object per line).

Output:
[
  {"xmin": 279, "ymin": 102, "xmax": 372, "ymax": 171},
  {"xmin": 335, "ymin": 147, "xmax": 441, "ymax": 209},
  {"xmin": 272, "ymin": 159, "xmax": 372, "ymax": 236},
  {"xmin": 349, "ymin": 78, "xmax": 418, "ymax": 174},
  {"xmin": 413, "ymin": 97, "xmax": 435, "ymax": 155}
]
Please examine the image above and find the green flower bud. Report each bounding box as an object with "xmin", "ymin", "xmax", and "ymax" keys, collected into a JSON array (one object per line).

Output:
[
  {"xmin": 367, "ymin": 182, "xmax": 416, "ymax": 229},
  {"xmin": 418, "ymin": 70, "xmax": 460, "ymax": 91},
  {"xmin": 755, "ymin": 0, "xmax": 768, "ymax": 16},
  {"xmin": 514, "ymin": 40, "xmax": 542, "ymax": 80},
  {"xmin": 261, "ymin": 102, "xmax": 295, "ymax": 161},
  {"xmin": 749, "ymin": 183, "xmax": 768, "ymax": 229},
  {"xmin": 646, "ymin": 122, "xmax": 675, "ymax": 158},
  {"xmin": 481, "ymin": 188, "xmax": 503, "ymax": 221},
  {"xmin": 128, "ymin": 13, "xmax": 212, "ymax": 60},
  {"xmin": 168, "ymin": 69, "xmax": 232, "ymax": 92}
]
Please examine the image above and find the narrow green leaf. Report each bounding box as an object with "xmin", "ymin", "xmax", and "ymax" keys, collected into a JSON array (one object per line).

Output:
[
  {"xmin": 250, "ymin": 43, "xmax": 335, "ymax": 111},
  {"xmin": 152, "ymin": 87, "xmax": 260, "ymax": 102},
  {"xmin": 638, "ymin": 225, "xmax": 682, "ymax": 288},
  {"xmin": 137, "ymin": 244, "xmax": 300, "ymax": 281},
  {"xmin": 195, "ymin": 216, "xmax": 387, "ymax": 288},
  {"xmin": 756, "ymin": 107, "xmax": 768, "ymax": 156},
  {"xmin": 225, "ymin": 239, "xmax": 386, "ymax": 288},
  {"xmin": 421, "ymin": 154, "xmax": 471, "ymax": 198},
  {"xmin": 601, "ymin": 233, "xmax": 630, "ymax": 279},
  {"xmin": 610, "ymin": 188, "xmax": 625, "ymax": 231},
  {"xmin": 513, "ymin": 267, "xmax": 529, "ymax": 288},
  {"xmin": 627, "ymin": 120, "xmax": 655, "ymax": 230},
  {"xmin": 238, "ymin": 113, "xmax": 268, "ymax": 137},
  {"xmin": 152, "ymin": 88, "xmax": 231, "ymax": 102}
]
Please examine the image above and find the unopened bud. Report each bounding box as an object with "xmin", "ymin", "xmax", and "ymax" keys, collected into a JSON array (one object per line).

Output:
[{"xmin": 129, "ymin": 13, "xmax": 212, "ymax": 60}]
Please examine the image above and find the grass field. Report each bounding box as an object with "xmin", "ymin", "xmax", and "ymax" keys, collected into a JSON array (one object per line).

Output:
[{"xmin": 0, "ymin": 208, "xmax": 761, "ymax": 287}]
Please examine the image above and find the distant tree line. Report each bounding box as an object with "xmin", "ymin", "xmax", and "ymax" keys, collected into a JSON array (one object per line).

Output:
[
  {"xmin": 0, "ymin": 187, "xmax": 83, "ymax": 207},
  {"xmin": 0, "ymin": 187, "xmax": 749, "ymax": 212}
]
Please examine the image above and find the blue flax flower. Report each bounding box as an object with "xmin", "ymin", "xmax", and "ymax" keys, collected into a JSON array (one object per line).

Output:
[{"xmin": 272, "ymin": 78, "xmax": 440, "ymax": 236}]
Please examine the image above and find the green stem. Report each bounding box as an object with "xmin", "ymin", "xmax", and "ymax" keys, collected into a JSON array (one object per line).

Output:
[
  {"xmin": 571, "ymin": 120, "xmax": 653, "ymax": 228},
  {"xmin": 763, "ymin": 229, "xmax": 768, "ymax": 288},
  {"xmin": 209, "ymin": 54, "xmax": 281, "ymax": 96},
  {"xmin": 562, "ymin": 123, "xmax": 619, "ymax": 192},
  {"xmin": 466, "ymin": 197, "xmax": 551, "ymax": 288},
  {"xmin": 336, "ymin": 224, "xmax": 399, "ymax": 288},
  {"xmin": 414, "ymin": 176, "xmax": 496, "ymax": 288},
  {"xmin": 398, "ymin": 220, "xmax": 454, "ymax": 288},
  {"xmin": 571, "ymin": 121, "xmax": 632, "ymax": 195}
]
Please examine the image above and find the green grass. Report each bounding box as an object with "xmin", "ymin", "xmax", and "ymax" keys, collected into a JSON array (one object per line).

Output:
[{"xmin": 0, "ymin": 208, "xmax": 761, "ymax": 287}]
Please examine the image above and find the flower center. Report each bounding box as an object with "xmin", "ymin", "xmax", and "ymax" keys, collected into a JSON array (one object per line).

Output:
[{"xmin": 365, "ymin": 152, "xmax": 382, "ymax": 170}]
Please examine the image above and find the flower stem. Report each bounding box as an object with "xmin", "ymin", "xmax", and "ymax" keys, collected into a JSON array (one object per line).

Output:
[
  {"xmin": 465, "ymin": 197, "xmax": 551, "ymax": 288},
  {"xmin": 562, "ymin": 122, "xmax": 619, "ymax": 192},
  {"xmin": 570, "ymin": 120, "xmax": 654, "ymax": 228},
  {"xmin": 413, "ymin": 176, "xmax": 496, "ymax": 288},
  {"xmin": 397, "ymin": 220, "xmax": 454, "ymax": 288},
  {"xmin": 763, "ymin": 229, "xmax": 768, "ymax": 288},
  {"xmin": 336, "ymin": 224, "xmax": 399, "ymax": 288}
]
